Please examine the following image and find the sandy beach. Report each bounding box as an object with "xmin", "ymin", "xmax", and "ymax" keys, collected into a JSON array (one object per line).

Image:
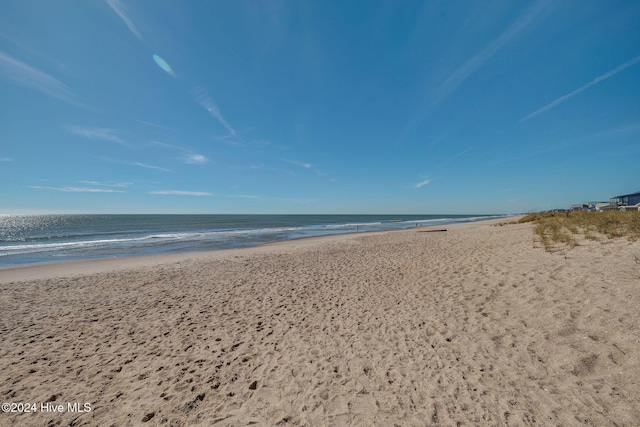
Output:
[{"xmin": 1, "ymin": 218, "xmax": 639, "ymax": 426}]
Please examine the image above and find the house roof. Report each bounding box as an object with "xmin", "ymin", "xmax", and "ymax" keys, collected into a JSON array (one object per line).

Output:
[{"xmin": 611, "ymin": 191, "xmax": 640, "ymax": 198}]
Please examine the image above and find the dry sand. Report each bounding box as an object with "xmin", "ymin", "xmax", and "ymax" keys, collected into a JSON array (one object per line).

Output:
[{"xmin": 1, "ymin": 219, "xmax": 639, "ymax": 426}]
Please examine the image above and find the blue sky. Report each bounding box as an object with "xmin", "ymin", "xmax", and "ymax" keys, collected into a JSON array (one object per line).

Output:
[{"xmin": 1, "ymin": 0, "xmax": 639, "ymax": 214}]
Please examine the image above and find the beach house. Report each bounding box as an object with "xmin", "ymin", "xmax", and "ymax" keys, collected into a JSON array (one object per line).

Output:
[{"xmin": 609, "ymin": 190, "xmax": 640, "ymax": 211}]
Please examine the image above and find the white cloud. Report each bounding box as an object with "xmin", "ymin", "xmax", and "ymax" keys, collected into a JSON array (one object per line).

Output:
[
  {"xmin": 0, "ymin": 51, "xmax": 81, "ymax": 105},
  {"xmin": 105, "ymin": 0, "xmax": 142, "ymax": 40},
  {"xmin": 148, "ymin": 190, "xmax": 212, "ymax": 196},
  {"xmin": 521, "ymin": 54, "xmax": 640, "ymax": 122},
  {"xmin": 30, "ymin": 186, "xmax": 125, "ymax": 193},
  {"xmin": 0, "ymin": 157, "xmax": 13, "ymax": 162},
  {"xmin": 414, "ymin": 178, "xmax": 430, "ymax": 189},
  {"xmin": 181, "ymin": 153, "xmax": 208, "ymax": 164}
]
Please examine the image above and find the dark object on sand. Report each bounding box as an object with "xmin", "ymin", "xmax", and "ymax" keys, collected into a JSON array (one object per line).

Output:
[{"xmin": 419, "ymin": 229, "xmax": 447, "ymax": 233}]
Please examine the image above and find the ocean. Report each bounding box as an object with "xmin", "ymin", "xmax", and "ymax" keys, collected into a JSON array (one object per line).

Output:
[{"xmin": 0, "ymin": 214, "xmax": 505, "ymax": 267}]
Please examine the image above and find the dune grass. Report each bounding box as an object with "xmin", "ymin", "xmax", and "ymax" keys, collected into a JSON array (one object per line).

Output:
[{"xmin": 519, "ymin": 211, "xmax": 640, "ymax": 251}]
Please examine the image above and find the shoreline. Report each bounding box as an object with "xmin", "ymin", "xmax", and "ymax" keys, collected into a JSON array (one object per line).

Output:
[
  {"xmin": 2, "ymin": 216, "xmax": 637, "ymax": 426},
  {"xmin": 0, "ymin": 229, "xmax": 390, "ymax": 284},
  {"xmin": 0, "ymin": 217, "xmax": 512, "ymax": 284},
  {"xmin": 0, "ymin": 214, "xmax": 510, "ymax": 273}
]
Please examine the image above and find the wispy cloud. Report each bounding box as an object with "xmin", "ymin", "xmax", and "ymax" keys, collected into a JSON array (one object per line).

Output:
[
  {"xmin": 97, "ymin": 157, "xmax": 172, "ymax": 172},
  {"xmin": 0, "ymin": 32, "xmax": 67, "ymax": 70},
  {"xmin": 149, "ymin": 141, "xmax": 176, "ymax": 149},
  {"xmin": 105, "ymin": 0, "xmax": 142, "ymax": 40},
  {"xmin": 0, "ymin": 51, "xmax": 81, "ymax": 106},
  {"xmin": 30, "ymin": 185, "xmax": 125, "ymax": 193},
  {"xmin": 148, "ymin": 190, "xmax": 212, "ymax": 196},
  {"xmin": 65, "ymin": 125, "xmax": 129, "ymax": 147},
  {"xmin": 193, "ymin": 87, "xmax": 239, "ymax": 138},
  {"xmin": 437, "ymin": 148, "xmax": 472, "ymax": 167},
  {"xmin": 284, "ymin": 159, "xmax": 313, "ymax": 168},
  {"xmin": 134, "ymin": 119, "xmax": 173, "ymax": 130},
  {"xmin": 396, "ymin": 2, "xmax": 550, "ymax": 144},
  {"xmin": 129, "ymin": 161, "xmax": 172, "ymax": 172},
  {"xmin": 79, "ymin": 180, "xmax": 132, "ymax": 188},
  {"xmin": 182, "ymin": 154, "xmax": 208, "ymax": 165},
  {"xmin": 151, "ymin": 141, "xmax": 209, "ymax": 165},
  {"xmin": 227, "ymin": 164, "xmax": 264, "ymax": 171},
  {"xmin": 282, "ymin": 159, "xmax": 332, "ymax": 181},
  {"xmin": 593, "ymin": 122, "xmax": 640, "ymax": 138},
  {"xmin": 0, "ymin": 157, "xmax": 13, "ymax": 162},
  {"xmin": 521, "ymin": 54, "xmax": 640, "ymax": 122},
  {"xmin": 414, "ymin": 178, "xmax": 430, "ymax": 189},
  {"xmin": 213, "ymin": 133, "xmax": 244, "ymax": 147},
  {"xmin": 432, "ymin": 1, "xmax": 549, "ymax": 108}
]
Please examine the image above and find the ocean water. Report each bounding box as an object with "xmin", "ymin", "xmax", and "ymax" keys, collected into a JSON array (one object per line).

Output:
[{"xmin": 0, "ymin": 214, "xmax": 505, "ymax": 267}]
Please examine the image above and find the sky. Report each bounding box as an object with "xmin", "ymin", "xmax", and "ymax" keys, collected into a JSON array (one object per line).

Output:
[{"xmin": 1, "ymin": 0, "xmax": 639, "ymax": 214}]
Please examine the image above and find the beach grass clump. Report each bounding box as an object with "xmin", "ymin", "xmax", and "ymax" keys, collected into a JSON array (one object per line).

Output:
[
  {"xmin": 533, "ymin": 223, "xmax": 551, "ymax": 251},
  {"xmin": 520, "ymin": 210, "xmax": 640, "ymax": 251}
]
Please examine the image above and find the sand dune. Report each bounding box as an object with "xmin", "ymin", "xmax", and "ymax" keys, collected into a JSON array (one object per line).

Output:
[{"xmin": 1, "ymin": 219, "xmax": 639, "ymax": 426}]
